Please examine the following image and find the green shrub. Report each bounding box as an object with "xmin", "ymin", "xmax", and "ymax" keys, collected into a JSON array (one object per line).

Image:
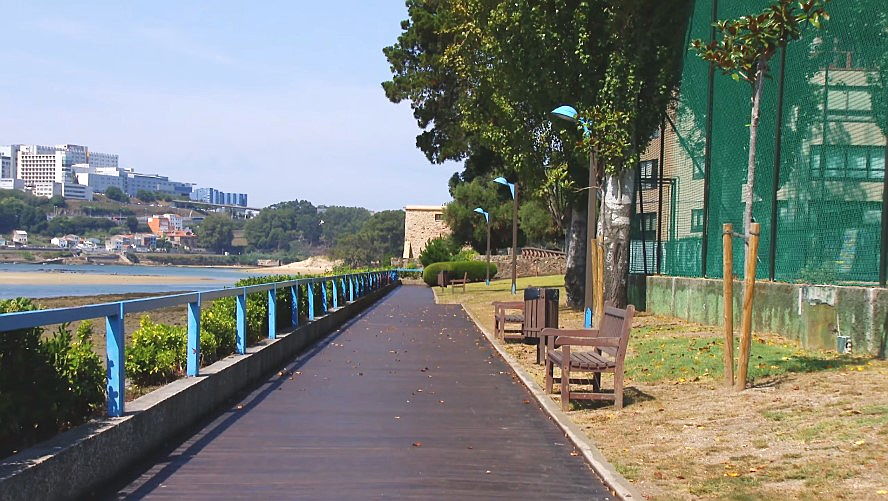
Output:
[
  {"xmin": 126, "ymin": 316, "xmax": 187, "ymax": 387},
  {"xmin": 43, "ymin": 322, "xmax": 105, "ymax": 428},
  {"xmin": 422, "ymin": 261, "xmax": 497, "ymax": 286},
  {"xmin": 419, "ymin": 236, "xmax": 459, "ymax": 267},
  {"xmin": 0, "ymin": 299, "xmax": 104, "ymax": 458}
]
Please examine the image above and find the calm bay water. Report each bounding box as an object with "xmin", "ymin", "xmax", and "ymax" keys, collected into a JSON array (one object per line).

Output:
[{"xmin": 0, "ymin": 263, "xmax": 252, "ymax": 299}]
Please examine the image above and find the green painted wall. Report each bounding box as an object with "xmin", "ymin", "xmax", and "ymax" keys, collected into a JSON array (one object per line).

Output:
[{"xmin": 635, "ymin": 275, "xmax": 887, "ymax": 358}]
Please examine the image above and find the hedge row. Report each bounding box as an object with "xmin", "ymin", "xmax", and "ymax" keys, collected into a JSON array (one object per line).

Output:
[
  {"xmin": 0, "ymin": 298, "xmax": 104, "ymax": 459},
  {"xmin": 422, "ymin": 261, "xmax": 497, "ymax": 286}
]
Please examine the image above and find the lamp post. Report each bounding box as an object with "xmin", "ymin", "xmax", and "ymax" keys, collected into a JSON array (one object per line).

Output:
[
  {"xmin": 473, "ymin": 207, "xmax": 491, "ymax": 285},
  {"xmin": 493, "ymin": 177, "xmax": 518, "ymax": 295},
  {"xmin": 551, "ymin": 105, "xmax": 598, "ymax": 328}
]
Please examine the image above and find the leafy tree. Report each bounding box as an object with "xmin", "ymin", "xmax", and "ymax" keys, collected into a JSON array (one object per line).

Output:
[
  {"xmin": 48, "ymin": 195, "xmax": 66, "ymax": 209},
  {"xmin": 331, "ymin": 210, "xmax": 406, "ymax": 266},
  {"xmin": 136, "ymin": 190, "xmax": 157, "ymax": 202},
  {"xmin": 104, "ymin": 186, "xmax": 129, "ymax": 203},
  {"xmin": 198, "ymin": 214, "xmax": 235, "ymax": 253},
  {"xmin": 244, "ymin": 199, "xmax": 321, "ymax": 251},
  {"xmin": 691, "ymin": 0, "xmax": 829, "ymax": 238},
  {"xmin": 519, "ymin": 199, "xmax": 559, "ymax": 246},
  {"xmin": 125, "ymin": 216, "xmax": 139, "ymax": 233},
  {"xmin": 443, "ymin": 177, "xmax": 514, "ymax": 252},
  {"xmin": 384, "ymin": 0, "xmax": 691, "ymax": 308},
  {"xmin": 418, "ymin": 235, "xmax": 459, "ymax": 267},
  {"xmin": 320, "ymin": 206, "xmax": 371, "ymax": 245}
]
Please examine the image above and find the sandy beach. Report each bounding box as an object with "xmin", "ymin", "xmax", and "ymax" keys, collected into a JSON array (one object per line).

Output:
[{"xmin": 0, "ymin": 271, "xmax": 230, "ymax": 286}]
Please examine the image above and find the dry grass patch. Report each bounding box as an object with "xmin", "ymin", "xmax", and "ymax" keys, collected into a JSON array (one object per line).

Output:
[{"xmin": 436, "ymin": 275, "xmax": 888, "ymax": 500}]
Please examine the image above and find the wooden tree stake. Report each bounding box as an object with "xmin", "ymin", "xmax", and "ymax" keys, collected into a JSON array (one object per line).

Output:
[
  {"xmin": 722, "ymin": 223, "xmax": 734, "ymax": 387},
  {"xmin": 735, "ymin": 222, "xmax": 761, "ymax": 391}
]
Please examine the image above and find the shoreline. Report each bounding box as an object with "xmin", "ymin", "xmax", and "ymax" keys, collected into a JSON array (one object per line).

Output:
[{"xmin": 0, "ymin": 271, "xmax": 231, "ymax": 286}]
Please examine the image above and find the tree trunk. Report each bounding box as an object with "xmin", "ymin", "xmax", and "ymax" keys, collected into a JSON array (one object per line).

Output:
[
  {"xmin": 743, "ymin": 58, "xmax": 768, "ymax": 238},
  {"xmin": 564, "ymin": 205, "xmax": 587, "ymax": 309},
  {"xmin": 601, "ymin": 168, "xmax": 637, "ymax": 308}
]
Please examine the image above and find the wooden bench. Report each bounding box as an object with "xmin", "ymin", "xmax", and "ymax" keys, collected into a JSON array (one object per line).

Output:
[
  {"xmin": 449, "ymin": 272, "xmax": 468, "ymax": 293},
  {"xmin": 493, "ymin": 301, "xmax": 524, "ymax": 340},
  {"xmin": 542, "ymin": 303, "xmax": 635, "ymax": 410}
]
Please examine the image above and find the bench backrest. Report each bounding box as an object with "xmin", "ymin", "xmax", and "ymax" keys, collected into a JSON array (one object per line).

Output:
[{"xmin": 598, "ymin": 303, "xmax": 635, "ymax": 360}]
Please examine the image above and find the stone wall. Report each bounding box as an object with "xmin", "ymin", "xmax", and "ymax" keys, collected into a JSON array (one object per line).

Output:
[
  {"xmin": 402, "ymin": 206, "xmax": 451, "ymax": 259},
  {"xmin": 635, "ymin": 275, "xmax": 887, "ymax": 357},
  {"xmin": 484, "ymin": 254, "xmax": 566, "ymax": 279}
]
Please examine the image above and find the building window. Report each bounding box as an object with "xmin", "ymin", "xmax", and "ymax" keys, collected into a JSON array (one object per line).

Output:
[
  {"xmin": 632, "ymin": 212, "xmax": 657, "ymax": 241},
  {"xmin": 434, "ymin": 213, "xmax": 443, "ymax": 221},
  {"xmin": 810, "ymin": 144, "xmax": 886, "ymax": 180},
  {"xmin": 690, "ymin": 208, "xmax": 704, "ymax": 233}
]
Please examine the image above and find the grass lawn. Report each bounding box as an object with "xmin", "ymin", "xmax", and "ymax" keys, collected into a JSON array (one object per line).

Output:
[{"xmin": 436, "ymin": 275, "xmax": 888, "ymax": 501}]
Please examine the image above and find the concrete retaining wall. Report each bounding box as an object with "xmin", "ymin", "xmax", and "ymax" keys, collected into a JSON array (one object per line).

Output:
[
  {"xmin": 637, "ymin": 275, "xmax": 887, "ymax": 357},
  {"xmin": 0, "ymin": 282, "xmax": 399, "ymax": 501}
]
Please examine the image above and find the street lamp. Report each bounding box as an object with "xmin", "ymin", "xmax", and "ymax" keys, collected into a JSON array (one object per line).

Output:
[
  {"xmin": 551, "ymin": 105, "xmax": 598, "ymax": 328},
  {"xmin": 473, "ymin": 207, "xmax": 491, "ymax": 286},
  {"xmin": 492, "ymin": 176, "xmax": 518, "ymax": 295}
]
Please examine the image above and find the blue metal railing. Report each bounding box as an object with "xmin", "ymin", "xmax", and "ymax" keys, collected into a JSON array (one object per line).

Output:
[{"xmin": 0, "ymin": 270, "xmax": 400, "ymax": 417}]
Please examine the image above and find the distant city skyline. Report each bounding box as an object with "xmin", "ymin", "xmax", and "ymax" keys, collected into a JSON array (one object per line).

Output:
[{"xmin": 0, "ymin": 1, "xmax": 457, "ymax": 211}]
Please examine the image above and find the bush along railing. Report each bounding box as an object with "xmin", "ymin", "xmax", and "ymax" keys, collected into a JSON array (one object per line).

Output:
[{"xmin": 0, "ymin": 270, "xmax": 400, "ymax": 422}]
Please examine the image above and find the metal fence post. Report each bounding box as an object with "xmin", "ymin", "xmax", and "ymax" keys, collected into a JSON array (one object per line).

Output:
[
  {"xmin": 332, "ymin": 278, "xmax": 339, "ymax": 309},
  {"xmin": 236, "ymin": 289, "xmax": 247, "ymax": 354},
  {"xmin": 290, "ymin": 285, "xmax": 299, "ymax": 327},
  {"xmin": 700, "ymin": 0, "xmax": 718, "ymax": 278},
  {"xmin": 768, "ymin": 46, "xmax": 787, "ymax": 282},
  {"xmin": 187, "ymin": 294, "xmax": 201, "ymax": 377},
  {"xmin": 268, "ymin": 288, "xmax": 277, "ymax": 339},
  {"xmin": 105, "ymin": 302, "xmax": 125, "ymax": 417},
  {"xmin": 349, "ymin": 276, "xmax": 355, "ymax": 302},
  {"xmin": 307, "ymin": 282, "xmax": 315, "ymax": 321},
  {"xmin": 322, "ymin": 280, "xmax": 329, "ymax": 314}
]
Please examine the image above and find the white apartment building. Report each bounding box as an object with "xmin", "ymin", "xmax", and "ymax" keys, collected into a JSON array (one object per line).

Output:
[
  {"xmin": 30, "ymin": 182, "xmax": 62, "ymax": 198},
  {"xmin": 61, "ymin": 182, "xmax": 93, "ymax": 200},
  {"xmin": 55, "ymin": 144, "xmax": 88, "ymax": 165},
  {"xmin": 16, "ymin": 150, "xmax": 70, "ymax": 185},
  {"xmin": 74, "ymin": 165, "xmax": 127, "ymax": 193},
  {"xmin": 0, "ymin": 155, "xmax": 10, "ymax": 178},
  {"xmin": 88, "ymin": 151, "xmax": 118, "ymax": 168},
  {"xmin": 0, "ymin": 178, "xmax": 24, "ymax": 191}
]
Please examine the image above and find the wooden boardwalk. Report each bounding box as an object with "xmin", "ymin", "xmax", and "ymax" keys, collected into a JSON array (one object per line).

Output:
[{"xmin": 110, "ymin": 286, "xmax": 612, "ymax": 499}]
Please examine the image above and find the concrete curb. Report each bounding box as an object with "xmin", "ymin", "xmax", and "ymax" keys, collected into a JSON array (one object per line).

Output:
[
  {"xmin": 450, "ymin": 294, "xmax": 643, "ymax": 501},
  {"xmin": 0, "ymin": 282, "xmax": 399, "ymax": 501}
]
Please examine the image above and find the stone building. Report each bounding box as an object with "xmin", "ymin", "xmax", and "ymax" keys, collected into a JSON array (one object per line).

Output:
[{"xmin": 402, "ymin": 205, "xmax": 451, "ymax": 259}]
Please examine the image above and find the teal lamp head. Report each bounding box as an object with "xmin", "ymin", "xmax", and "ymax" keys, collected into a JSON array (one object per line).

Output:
[
  {"xmin": 550, "ymin": 105, "xmax": 578, "ymax": 122},
  {"xmin": 492, "ymin": 177, "xmax": 515, "ymax": 198},
  {"xmin": 473, "ymin": 207, "xmax": 489, "ymax": 222}
]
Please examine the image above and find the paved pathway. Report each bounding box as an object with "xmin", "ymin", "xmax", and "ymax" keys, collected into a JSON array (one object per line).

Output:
[{"xmin": 112, "ymin": 286, "xmax": 612, "ymax": 499}]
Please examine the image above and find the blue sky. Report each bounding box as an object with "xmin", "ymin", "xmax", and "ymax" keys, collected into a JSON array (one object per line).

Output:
[{"xmin": 0, "ymin": 1, "xmax": 457, "ymax": 210}]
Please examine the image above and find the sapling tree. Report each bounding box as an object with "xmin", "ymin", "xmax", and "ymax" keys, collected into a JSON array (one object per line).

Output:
[{"xmin": 691, "ymin": 0, "xmax": 829, "ymax": 238}]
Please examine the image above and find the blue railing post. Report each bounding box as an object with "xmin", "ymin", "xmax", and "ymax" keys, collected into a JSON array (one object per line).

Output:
[
  {"xmin": 105, "ymin": 302, "xmax": 125, "ymax": 417},
  {"xmin": 321, "ymin": 280, "xmax": 328, "ymax": 314},
  {"xmin": 290, "ymin": 285, "xmax": 299, "ymax": 328},
  {"xmin": 268, "ymin": 288, "xmax": 277, "ymax": 339},
  {"xmin": 236, "ymin": 289, "xmax": 247, "ymax": 354},
  {"xmin": 187, "ymin": 294, "xmax": 201, "ymax": 377},
  {"xmin": 349, "ymin": 276, "xmax": 355, "ymax": 302},
  {"xmin": 332, "ymin": 278, "xmax": 339, "ymax": 309},
  {"xmin": 307, "ymin": 282, "xmax": 315, "ymax": 321}
]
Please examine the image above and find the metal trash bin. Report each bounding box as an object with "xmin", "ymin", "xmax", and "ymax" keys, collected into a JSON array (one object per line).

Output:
[{"xmin": 523, "ymin": 287, "xmax": 559, "ymax": 363}]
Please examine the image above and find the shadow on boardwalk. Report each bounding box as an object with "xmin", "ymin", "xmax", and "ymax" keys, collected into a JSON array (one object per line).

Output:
[{"xmin": 107, "ymin": 286, "xmax": 611, "ymax": 499}]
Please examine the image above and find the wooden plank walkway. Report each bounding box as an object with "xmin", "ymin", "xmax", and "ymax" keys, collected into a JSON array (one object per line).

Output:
[{"xmin": 110, "ymin": 286, "xmax": 612, "ymax": 499}]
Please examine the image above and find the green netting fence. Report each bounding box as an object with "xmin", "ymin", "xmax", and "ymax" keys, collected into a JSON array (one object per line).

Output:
[{"xmin": 630, "ymin": 0, "xmax": 887, "ymax": 286}]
